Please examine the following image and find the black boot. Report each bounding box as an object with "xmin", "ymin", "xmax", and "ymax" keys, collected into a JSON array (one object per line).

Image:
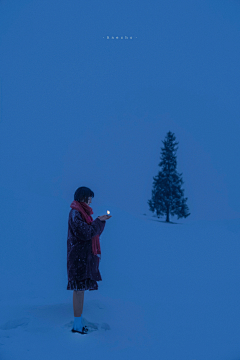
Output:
[{"xmin": 71, "ymin": 326, "xmax": 88, "ymax": 334}]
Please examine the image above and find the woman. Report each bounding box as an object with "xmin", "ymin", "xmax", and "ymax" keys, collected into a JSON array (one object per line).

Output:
[{"xmin": 66, "ymin": 186, "xmax": 112, "ymax": 334}]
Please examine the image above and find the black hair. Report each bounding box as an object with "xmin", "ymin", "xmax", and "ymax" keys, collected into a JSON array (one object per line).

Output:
[{"xmin": 74, "ymin": 186, "xmax": 94, "ymax": 203}]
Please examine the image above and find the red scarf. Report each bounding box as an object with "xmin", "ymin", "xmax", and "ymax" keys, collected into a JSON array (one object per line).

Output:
[{"xmin": 70, "ymin": 200, "xmax": 101, "ymax": 256}]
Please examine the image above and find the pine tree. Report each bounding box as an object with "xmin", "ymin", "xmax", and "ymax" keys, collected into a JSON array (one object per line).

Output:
[{"xmin": 148, "ymin": 131, "xmax": 190, "ymax": 222}]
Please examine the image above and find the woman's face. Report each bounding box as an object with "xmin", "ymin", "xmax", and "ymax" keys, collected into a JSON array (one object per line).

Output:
[{"xmin": 87, "ymin": 197, "xmax": 92, "ymax": 205}]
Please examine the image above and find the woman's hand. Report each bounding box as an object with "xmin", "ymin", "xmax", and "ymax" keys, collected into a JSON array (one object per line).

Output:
[{"xmin": 97, "ymin": 215, "xmax": 112, "ymax": 221}]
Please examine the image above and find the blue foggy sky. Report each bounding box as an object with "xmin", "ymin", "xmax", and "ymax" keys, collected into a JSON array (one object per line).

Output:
[{"xmin": 1, "ymin": 0, "xmax": 240, "ymax": 221}]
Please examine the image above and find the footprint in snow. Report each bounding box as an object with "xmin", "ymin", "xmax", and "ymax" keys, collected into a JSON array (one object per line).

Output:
[{"xmin": 0, "ymin": 317, "xmax": 30, "ymax": 330}]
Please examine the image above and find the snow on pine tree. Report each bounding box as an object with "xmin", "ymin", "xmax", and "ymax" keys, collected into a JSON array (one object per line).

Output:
[{"xmin": 148, "ymin": 131, "xmax": 190, "ymax": 222}]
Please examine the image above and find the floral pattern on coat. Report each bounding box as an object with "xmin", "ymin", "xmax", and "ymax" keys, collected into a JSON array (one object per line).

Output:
[{"xmin": 67, "ymin": 208, "xmax": 106, "ymax": 288}]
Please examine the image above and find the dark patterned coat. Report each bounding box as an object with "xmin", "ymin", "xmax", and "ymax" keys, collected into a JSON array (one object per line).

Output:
[{"xmin": 67, "ymin": 208, "xmax": 106, "ymax": 289}]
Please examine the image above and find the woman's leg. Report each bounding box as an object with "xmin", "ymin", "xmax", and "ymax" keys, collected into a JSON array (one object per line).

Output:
[{"xmin": 73, "ymin": 290, "xmax": 85, "ymax": 317}]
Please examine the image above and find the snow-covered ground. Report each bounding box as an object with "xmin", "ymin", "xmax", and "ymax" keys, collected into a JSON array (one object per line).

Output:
[{"xmin": 1, "ymin": 190, "xmax": 240, "ymax": 360}]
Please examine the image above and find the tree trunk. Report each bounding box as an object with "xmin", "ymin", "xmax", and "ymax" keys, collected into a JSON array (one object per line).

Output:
[{"xmin": 166, "ymin": 206, "xmax": 170, "ymax": 222}]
